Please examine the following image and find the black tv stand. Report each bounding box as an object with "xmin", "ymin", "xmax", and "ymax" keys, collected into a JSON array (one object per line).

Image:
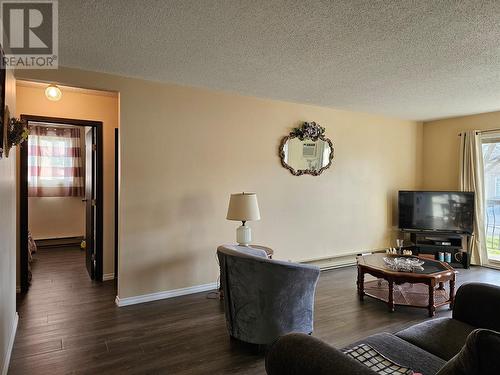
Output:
[{"xmin": 403, "ymin": 231, "xmax": 472, "ymax": 269}]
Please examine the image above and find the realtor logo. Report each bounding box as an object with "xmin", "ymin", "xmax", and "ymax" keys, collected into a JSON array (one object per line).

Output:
[{"xmin": 0, "ymin": 0, "xmax": 58, "ymax": 68}]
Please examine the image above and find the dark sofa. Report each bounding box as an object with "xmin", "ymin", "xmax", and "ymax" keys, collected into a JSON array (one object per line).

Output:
[{"xmin": 266, "ymin": 282, "xmax": 500, "ymax": 375}]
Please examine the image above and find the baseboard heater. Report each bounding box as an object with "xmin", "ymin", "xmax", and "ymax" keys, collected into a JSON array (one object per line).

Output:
[
  {"xmin": 301, "ymin": 249, "xmax": 385, "ymax": 271},
  {"xmin": 35, "ymin": 236, "xmax": 84, "ymax": 249}
]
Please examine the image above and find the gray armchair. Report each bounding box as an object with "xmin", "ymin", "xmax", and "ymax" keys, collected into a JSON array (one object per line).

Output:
[{"xmin": 217, "ymin": 244, "xmax": 320, "ymax": 345}]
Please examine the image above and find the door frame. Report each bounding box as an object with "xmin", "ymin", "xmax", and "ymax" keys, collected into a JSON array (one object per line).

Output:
[
  {"xmin": 480, "ymin": 132, "xmax": 500, "ymax": 269},
  {"xmin": 114, "ymin": 128, "xmax": 119, "ymax": 280},
  {"xmin": 19, "ymin": 115, "xmax": 104, "ymax": 293}
]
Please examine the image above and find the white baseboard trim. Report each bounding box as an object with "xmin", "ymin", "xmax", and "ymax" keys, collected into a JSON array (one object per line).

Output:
[
  {"xmin": 102, "ymin": 273, "xmax": 115, "ymax": 281},
  {"xmin": 1, "ymin": 312, "xmax": 19, "ymax": 375},
  {"xmin": 115, "ymin": 282, "xmax": 218, "ymax": 307},
  {"xmin": 303, "ymin": 254, "xmax": 358, "ymax": 270},
  {"xmin": 302, "ymin": 250, "xmax": 385, "ymax": 271}
]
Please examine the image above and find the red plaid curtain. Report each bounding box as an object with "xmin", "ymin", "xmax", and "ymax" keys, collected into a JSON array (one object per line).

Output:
[{"xmin": 28, "ymin": 125, "xmax": 84, "ymax": 197}]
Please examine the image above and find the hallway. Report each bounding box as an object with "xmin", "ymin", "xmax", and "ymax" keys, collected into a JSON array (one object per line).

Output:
[{"xmin": 9, "ymin": 246, "xmax": 116, "ymax": 374}]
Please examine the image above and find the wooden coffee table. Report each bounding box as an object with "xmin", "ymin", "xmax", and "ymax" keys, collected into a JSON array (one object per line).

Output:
[{"xmin": 357, "ymin": 253, "xmax": 456, "ymax": 316}]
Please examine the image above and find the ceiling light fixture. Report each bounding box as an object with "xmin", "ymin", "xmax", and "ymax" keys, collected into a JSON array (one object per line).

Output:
[{"xmin": 45, "ymin": 84, "xmax": 62, "ymax": 101}]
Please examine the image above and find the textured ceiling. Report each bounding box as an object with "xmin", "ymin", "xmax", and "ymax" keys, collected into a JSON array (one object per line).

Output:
[{"xmin": 58, "ymin": 0, "xmax": 500, "ymax": 121}]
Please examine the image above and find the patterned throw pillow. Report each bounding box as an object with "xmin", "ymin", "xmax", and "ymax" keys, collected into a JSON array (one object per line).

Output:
[{"xmin": 343, "ymin": 344, "xmax": 416, "ymax": 375}]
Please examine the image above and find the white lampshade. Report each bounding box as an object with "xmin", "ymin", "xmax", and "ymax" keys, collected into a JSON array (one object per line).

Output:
[{"xmin": 226, "ymin": 193, "xmax": 260, "ymax": 222}]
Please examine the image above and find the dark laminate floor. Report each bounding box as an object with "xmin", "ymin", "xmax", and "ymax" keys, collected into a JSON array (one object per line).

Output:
[{"xmin": 9, "ymin": 247, "xmax": 500, "ymax": 374}]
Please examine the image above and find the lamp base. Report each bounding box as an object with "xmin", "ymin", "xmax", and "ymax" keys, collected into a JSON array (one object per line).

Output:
[{"xmin": 236, "ymin": 223, "xmax": 252, "ymax": 246}]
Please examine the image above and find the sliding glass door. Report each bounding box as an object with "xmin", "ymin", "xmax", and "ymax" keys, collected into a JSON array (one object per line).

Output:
[{"xmin": 481, "ymin": 135, "xmax": 500, "ymax": 265}]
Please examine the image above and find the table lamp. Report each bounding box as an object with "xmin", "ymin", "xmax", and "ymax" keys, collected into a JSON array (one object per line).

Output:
[{"xmin": 226, "ymin": 192, "xmax": 260, "ymax": 246}]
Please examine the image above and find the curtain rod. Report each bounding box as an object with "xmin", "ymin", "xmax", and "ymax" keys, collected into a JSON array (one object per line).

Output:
[
  {"xmin": 458, "ymin": 128, "xmax": 500, "ymax": 136},
  {"xmin": 29, "ymin": 122, "xmax": 81, "ymax": 130}
]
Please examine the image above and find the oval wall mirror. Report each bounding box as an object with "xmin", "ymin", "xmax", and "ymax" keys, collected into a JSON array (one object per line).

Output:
[{"xmin": 279, "ymin": 122, "xmax": 334, "ymax": 176}]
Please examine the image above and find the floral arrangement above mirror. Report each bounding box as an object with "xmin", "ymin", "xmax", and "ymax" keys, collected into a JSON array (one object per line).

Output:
[{"xmin": 279, "ymin": 121, "xmax": 334, "ymax": 176}]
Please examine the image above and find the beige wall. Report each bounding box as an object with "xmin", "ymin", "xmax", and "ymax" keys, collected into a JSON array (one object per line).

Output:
[
  {"xmin": 16, "ymin": 67, "xmax": 423, "ymax": 300},
  {"xmin": 422, "ymin": 111, "xmax": 500, "ymax": 190},
  {"xmin": 0, "ymin": 69, "xmax": 17, "ymax": 373},
  {"xmin": 28, "ymin": 197, "xmax": 85, "ymax": 239},
  {"xmin": 16, "ymin": 83, "xmax": 119, "ymax": 276}
]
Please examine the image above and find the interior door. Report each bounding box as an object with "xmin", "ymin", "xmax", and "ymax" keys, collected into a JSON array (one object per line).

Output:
[{"xmin": 85, "ymin": 127, "xmax": 96, "ymax": 279}]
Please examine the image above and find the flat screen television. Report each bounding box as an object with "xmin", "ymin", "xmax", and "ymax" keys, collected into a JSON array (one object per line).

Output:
[{"xmin": 398, "ymin": 191, "xmax": 474, "ymax": 234}]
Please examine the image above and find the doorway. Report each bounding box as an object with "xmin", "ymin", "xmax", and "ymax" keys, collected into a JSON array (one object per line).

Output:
[
  {"xmin": 482, "ymin": 133, "xmax": 500, "ymax": 267},
  {"xmin": 19, "ymin": 115, "xmax": 104, "ymax": 293}
]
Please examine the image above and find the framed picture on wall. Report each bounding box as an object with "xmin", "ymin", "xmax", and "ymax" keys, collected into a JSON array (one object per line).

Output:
[{"xmin": 0, "ymin": 46, "xmax": 6, "ymax": 158}]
